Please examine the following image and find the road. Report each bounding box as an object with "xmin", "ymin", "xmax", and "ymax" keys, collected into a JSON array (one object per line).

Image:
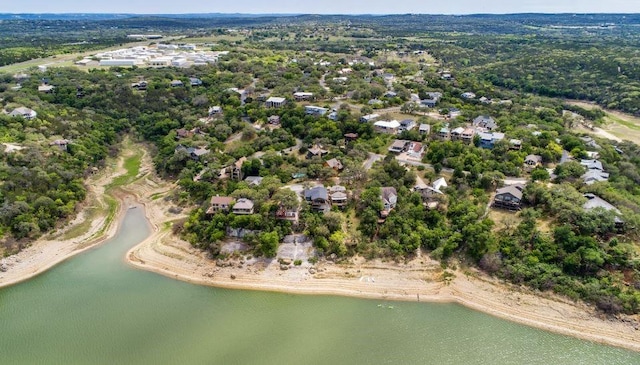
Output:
[{"xmin": 363, "ymin": 153, "xmax": 385, "ymax": 170}]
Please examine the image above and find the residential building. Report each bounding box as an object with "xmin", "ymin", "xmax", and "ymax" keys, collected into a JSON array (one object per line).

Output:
[
  {"xmin": 325, "ymin": 158, "xmax": 344, "ymax": 171},
  {"xmin": 388, "ymin": 139, "xmax": 409, "ymax": 153},
  {"xmin": 9, "ymin": 107, "xmax": 37, "ymax": 120},
  {"xmin": 175, "ymin": 128, "xmax": 195, "ymax": 140},
  {"xmin": 583, "ymin": 193, "xmax": 624, "ymax": 229},
  {"xmin": 207, "ymin": 196, "xmax": 234, "ymax": 214},
  {"xmin": 344, "ymin": 133, "xmax": 359, "ymax": 141},
  {"xmin": 582, "ymin": 170, "xmax": 610, "ymax": 185},
  {"xmin": 232, "ymin": 198, "xmax": 255, "ymax": 215},
  {"xmin": 189, "ymin": 77, "xmax": 203, "ymax": 86},
  {"xmin": 328, "ymin": 111, "xmax": 338, "ymax": 120},
  {"xmin": 448, "ymin": 108, "xmax": 462, "ymax": 118},
  {"xmin": 244, "ymin": 176, "xmax": 263, "ymax": 186},
  {"xmin": 231, "ymin": 157, "xmax": 247, "ymax": 181},
  {"xmin": 580, "ymin": 159, "xmax": 604, "ymax": 171},
  {"xmin": 306, "ymin": 145, "xmax": 329, "ymax": 159},
  {"xmin": 50, "ymin": 139, "xmax": 71, "ymax": 151},
  {"xmin": 461, "ymin": 128, "xmax": 476, "ymax": 144},
  {"xmin": 208, "ymin": 106, "xmax": 222, "ymax": 116},
  {"xmin": 524, "ymin": 154, "xmax": 543, "ymax": 171},
  {"xmin": 38, "ymin": 84, "xmax": 55, "ymax": 93},
  {"xmin": 268, "ymin": 115, "xmax": 281, "ymax": 125},
  {"xmin": 170, "ymin": 80, "xmax": 184, "ymax": 87},
  {"xmin": 473, "ymin": 115, "xmax": 498, "ymax": 131},
  {"xmin": 265, "ymin": 97, "xmax": 287, "ymax": 108},
  {"xmin": 415, "ymin": 177, "xmax": 448, "ymax": 201},
  {"xmin": 380, "ymin": 187, "xmax": 398, "ymax": 217},
  {"xmin": 478, "ymin": 132, "xmax": 505, "ymax": 149},
  {"xmin": 436, "ymin": 126, "xmax": 450, "ymax": 141},
  {"xmin": 419, "ymin": 124, "xmax": 431, "ymax": 135},
  {"xmin": 373, "ymin": 120, "xmax": 400, "ymax": 135},
  {"xmin": 493, "ymin": 184, "xmax": 525, "ymax": 211},
  {"xmin": 407, "ymin": 142, "xmax": 424, "ymax": 159},
  {"xmin": 293, "ymin": 92, "xmax": 314, "ymax": 101},
  {"xmin": 329, "ymin": 185, "xmax": 348, "ymax": 207},
  {"xmin": 360, "ymin": 113, "xmax": 380, "ymax": 123},
  {"xmin": 451, "ymin": 127, "xmax": 465, "ymax": 141},
  {"xmin": 276, "ymin": 205, "xmax": 299, "ymax": 221},
  {"xmin": 399, "ymin": 119, "xmax": 417, "ymax": 132},
  {"xmin": 461, "ymin": 92, "xmax": 476, "ymax": 99},
  {"xmin": 305, "ymin": 106, "xmax": 328, "ymax": 116},
  {"xmin": 305, "ymin": 186, "xmax": 331, "ymax": 212},
  {"xmin": 509, "ymin": 139, "xmax": 522, "ymax": 150}
]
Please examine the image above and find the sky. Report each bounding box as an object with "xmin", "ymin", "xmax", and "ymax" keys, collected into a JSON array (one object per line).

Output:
[{"xmin": 2, "ymin": 0, "xmax": 639, "ymax": 14}]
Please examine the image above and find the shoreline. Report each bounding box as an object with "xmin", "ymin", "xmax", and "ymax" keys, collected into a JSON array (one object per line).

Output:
[{"xmin": 2, "ymin": 142, "xmax": 639, "ymax": 352}]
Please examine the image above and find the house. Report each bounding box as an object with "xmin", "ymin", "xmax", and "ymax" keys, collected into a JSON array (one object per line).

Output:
[
  {"xmin": 373, "ymin": 120, "xmax": 400, "ymax": 135},
  {"xmin": 583, "ymin": 193, "xmax": 624, "ymax": 229},
  {"xmin": 582, "ymin": 170, "xmax": 610, "ymax": 185},
  {"xmin": 175, "ymin": 128, "xmax": 195, "ymax": 140},
  {"xmin": 38, "ymin": 84, "xmax": 55, "ymax": 93},
  {"xmin": 451, "ymin": 127, "xmax": 465, "ymax": 141},
  {"xmin": 207, "ymin": 196, "xmax": 234, "ymax": 214},
  {"xmin": 436, "ymin": 126, "xmax": 450, "ymax": 141},
  {"xmin": 493, "ymin": 184, "xmax": 525, "ymax": 211},
  {"xmin": 399, "ymin": 119, "xmax": 417, "ymax": 132},
  {"xmin": 231, "ymin": 157, "xmax": 246, "ymax": 180},
  {"xmin": 448, "ymin": 108, "xmax": 462, "ymax": 118},
  {"xmin": 388, "ymin": 139, "xmax": 410, "ymax": 153},
  {"xmin": 293, "ymin": 92, "xmax": 314, "ymax": 101},
  {"xmin": 276, "ymin": 204, "xmax": 299, "ymax": 221},
  {"xmin": 478, "ymin": 132, "xmax": 505, "ymax": 149},
  {"xmin": 461, "ymin": 128, "xmax": 475, "ymax": 144},
  {"xmin": 170, "ymin": 80, "xmax": 184, "ymax": 87},
  {"xmin": 473, "ymin": 115, "xmax": 498, "ymax": 131},
  {"xmin": 509, "ymin": 139, "xmax": 522, "ymax": 150},
  {"xmin": 328, "ymin": 111, "xmax": 338, "ymax": 120},
  {"xmin": 268, "ymin": 115, "xmax": 281, "ymax": 125},
  {"xmin": 50, "ymin": 139, "xmax": 71, "ymax": 151},
  {"xmin": 344, "ymin": 133, "xmax": 359, "ymax": 141},
  {"xmin": 384, "ymin": 91, "xmax": 398, "ymax": 98},
  {"xmin": 461, "ymin": 92, "xmax": 476, "ymax": 99},
  {"xmin": 419, "ymin": 124, "xmax": 431, "ymax": 135},
  {"xmin": 360, "ymin": 113, "xmax": 380, "ymax": 123},
  {"xmin": 244, "ymin": 176, "xmax": 263, "ymax": 186},
  {"xmin": 407, "ymin": 142, "xmax": 424, "ymax": 159},
  {"xmin": 305, "ymin": 106, "xmax": 328, "ymax": 116},
  {"xmin": 415, "ymin": 177, "xmax": 448, "ymax": 201},
  {"xmin": 189, "ymin": 77, "xmax": 203, "ymax": 86},
  {"xmin": 368, "ymin": 98, "xmax": 383, "ymax": 106},
  {"xmin": 232, "ymin": 198, "xmax": 255, "ymax": 215},
  {"xmin": 329, "ymin": 185, "xmax": 348, "ymax": 207},
  {"xmin": 325, "ymin": 158, "xmax": 344, "ymax": 171},
  {"xmin": 420, "ymin": 92, "xmax": 442, "ymax": 108},
  {"xmin": 580, "ymin": 159, "xmax": 604, "ymax": 171},
  {"xmin": 307, "ymin": 145, "xmax": 329, "ymax": 159},
  {"xmin": 265, "ymin": 97, "xmax": 287, "ymax": 108},
  {"xmin": 380, "ymin": 187, "xmax": 398, "ymax": 217},
  {"xmin": 9, "ymin": 107, "xmax": 37, "ymax": 120},
  {"xmin": 208, "ymin": 106, "xmax": 222, "ymax": 116},
  {"xmin": 524, "ymin": 154, "xmax": 543, "ymax": 171},
  {"xmin": 131, "ymin": 81, "xmax": 147, "ymax": 90},
  {"xmin": 305, "ymin": 186, "xmax": 331, "ymax": 212},
  {"xmin": 479, "ymin": 96, "xmax": 492, "ymax": 104}
]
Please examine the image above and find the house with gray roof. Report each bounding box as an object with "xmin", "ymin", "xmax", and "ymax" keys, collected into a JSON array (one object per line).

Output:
[
  {"xmin": 9, "ymin": 107, "xmax": 37, "ymax": 120},
  {"xmin": 493, "ymin": 184, "xmax": 525, "ymax": 211},
  {"xmin": 232, "ymin": 198, "xmax": 255, "ymax": 215},
  {"xmin": 305, "ymin": 186, "xmax": 330, "ymax": 212},
  {"xmin": 473, "ymin": 115, "xmax": 498, "ymax": 131},
  {"xmin": 380, "ymin": 187, "xmax": 398, "ymax": 218},
  {"xmin": 583, "ymin": 193, "xmax": 624, "ymax": 229}
]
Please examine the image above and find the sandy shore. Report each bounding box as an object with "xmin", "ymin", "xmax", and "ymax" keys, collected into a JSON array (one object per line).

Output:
[
  {"xmin": 0, "ymin": 146, "xmax": 135, "ymax": 288},
  {"xmin": 1, "ymin": 142, "xmax": 638, "ymax": 352},
  {"xmin": 124, "ymin": 152, "xmax": 640, "ymax": 352}
]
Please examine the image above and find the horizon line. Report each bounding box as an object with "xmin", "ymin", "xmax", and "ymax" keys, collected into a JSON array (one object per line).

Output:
[{"xmin": 1, "ymin": 11, "xmax": 639, "ymax": 16}]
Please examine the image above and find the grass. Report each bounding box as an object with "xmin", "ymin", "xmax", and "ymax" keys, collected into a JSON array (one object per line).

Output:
[{"xmin": 107, "ymin": 151, "xmax": 143, "ymax": 190}]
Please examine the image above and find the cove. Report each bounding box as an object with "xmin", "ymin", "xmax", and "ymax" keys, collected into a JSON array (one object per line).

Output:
[{"xmin": 0, "ymin": 207, "xmax": 639, "ymax": 365}]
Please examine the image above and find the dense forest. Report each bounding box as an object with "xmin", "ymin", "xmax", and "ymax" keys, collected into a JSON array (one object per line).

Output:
[{"xmin": 1, "ymin": 13, "xmax": 640, "ymax": 314}]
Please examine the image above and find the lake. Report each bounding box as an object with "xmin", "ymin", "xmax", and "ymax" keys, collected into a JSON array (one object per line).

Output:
[{"xmin": 0, "ymin": 208, "xmax": 638, "ymax": 364}]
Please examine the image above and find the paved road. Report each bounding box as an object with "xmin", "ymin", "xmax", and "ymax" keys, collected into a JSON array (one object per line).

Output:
[{"xmin": 363, "ymin": 153, "xmax": 385, "ymax": 170}]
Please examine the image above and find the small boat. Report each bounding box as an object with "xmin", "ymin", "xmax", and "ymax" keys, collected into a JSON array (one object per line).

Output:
[
  {"xmin": 387, "ymin": 306, "xmax": 394, "ymax": 309},
  {"xmin": 377, "ymin": 304, "xmax": 383, "ymax": 308}
]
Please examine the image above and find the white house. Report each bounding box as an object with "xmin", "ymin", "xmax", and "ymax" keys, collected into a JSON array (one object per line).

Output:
[
  {"xmin": 265, "ymin": 97, "xmax": 287, "ymax": 108},
  {"xmin": 374, "ymin": 120, "xmax": 401, "ymax": 135},
  {"xmin": 9, "ymin": 107, "xmax": 37, "ymax": 120}
]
